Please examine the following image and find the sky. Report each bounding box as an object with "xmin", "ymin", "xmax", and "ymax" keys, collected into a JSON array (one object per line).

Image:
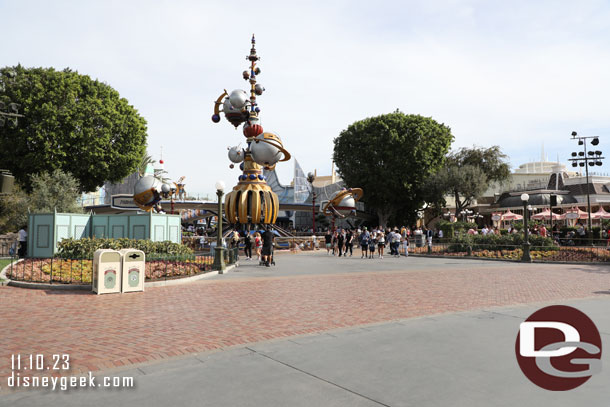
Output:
[{"xmin": 2, "ymin": 0, "xmax": 610, "ymax": 198}]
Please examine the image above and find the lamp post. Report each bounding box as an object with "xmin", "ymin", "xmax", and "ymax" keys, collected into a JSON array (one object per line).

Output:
[
  {"xmin": 306, "ymin": 172, "xmax": 316, "ymax": 234},
  {"xmin": 521, "ymin": 193, "xmax": 532, "ymax": 262},
  {"xmin": 170, "ymin": 186, "xmax": 176, "ymax": 214},
  {"xmin": 213, "ymin": 180, "xmax": 226, "ymax": 273},
  {"xmin": 569, "ymin": 131, "xmax": 605, "ymax": 242},
  {"xmin": 0, "ymin": 101, "xmax": 24, "ymax": 128}
]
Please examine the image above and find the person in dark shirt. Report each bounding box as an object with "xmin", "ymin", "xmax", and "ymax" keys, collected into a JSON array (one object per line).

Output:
[
  {"xmin": 345, "ymin": 229, "xmax": 353, "ymax": 257},
  {"xmin": 244, "ymin": 232, "xmax": 253, "ymax": 260},
  {"xmin": 337, "ymin": 230, "xmax": 345, "ymax": 257},
  {"xmin": 262, "ymin": 226, "xmax": 274, "ymax": 267},
  {"xmin": 324, "ymin": 230, "xmax": 332, "ymax": 255}
]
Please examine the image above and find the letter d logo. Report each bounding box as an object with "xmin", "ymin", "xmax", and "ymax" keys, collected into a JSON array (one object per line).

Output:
[{"xmin": 515, "ymin": 305, "xmax": 602, "ymax": 391}]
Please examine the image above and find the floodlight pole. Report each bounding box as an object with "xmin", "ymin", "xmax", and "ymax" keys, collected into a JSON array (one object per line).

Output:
[{"xmin": 569, "ymin": 132, "xmax": 605, "ymax": 243}]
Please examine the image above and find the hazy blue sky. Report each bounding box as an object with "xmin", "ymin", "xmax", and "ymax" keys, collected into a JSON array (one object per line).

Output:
[{"xmin": 3, "ymin": 0, "xmax": 610, "ymax": 197}]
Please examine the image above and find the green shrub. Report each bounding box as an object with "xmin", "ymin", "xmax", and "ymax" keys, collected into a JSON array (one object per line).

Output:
[
  {"xmin": 448, "ymin": 233, "xmax": 556, "ymax": 252},
  {"xmin": 56, "ymin": 238, "xmax": 193, "ymax": 259},
  {"xmin": 437, "ymin": 220, "xmax": 455, "ymax": 239}
]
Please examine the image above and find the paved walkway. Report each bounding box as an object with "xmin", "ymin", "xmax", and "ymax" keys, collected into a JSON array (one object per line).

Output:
[
  {"xmin": 3, "ymin": 298, "xmax": 610, "ymax": 406},
  {"xmin": 1, "ymin": 252, "xmax": 610, "ymax": 397}
]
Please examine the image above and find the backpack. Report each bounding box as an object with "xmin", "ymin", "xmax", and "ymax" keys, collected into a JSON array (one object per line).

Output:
[{"xmin": 360, "ymin": 234, "xmax": 369, "ymax": 245}]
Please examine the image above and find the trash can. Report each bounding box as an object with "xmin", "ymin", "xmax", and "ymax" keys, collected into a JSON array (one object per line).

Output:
[
  {"xmin": 415, "ymin": 233, "xmax": 424, "ymax": 248},
  {"xmin": 119, "ymin": 249, "xmax": 145, "ymax": 293},
  {"xmin": 92, "ymin": 249, "xmax": 122, "ymax": 295}
]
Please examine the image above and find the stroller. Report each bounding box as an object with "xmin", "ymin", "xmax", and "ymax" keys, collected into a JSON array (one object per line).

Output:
[{"xmin": 259, "ymin": 243, "xmax": 276, "ymax": 266}]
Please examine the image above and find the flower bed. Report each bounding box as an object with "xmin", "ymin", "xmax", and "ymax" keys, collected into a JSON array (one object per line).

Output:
[
  {"xmin": 410, "ymin": 245, "xmax": 610, "ymax": 263},
  {"xmin": 5, "ymin": 255, "xmax": 215, "ymax": 284}
]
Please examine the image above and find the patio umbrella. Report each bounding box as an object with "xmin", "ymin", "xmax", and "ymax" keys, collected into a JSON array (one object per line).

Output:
[
  {"xmin": 501, "ymin": 210, "xmax": 523, "ymax": 221},
  {"xmin": 531, "ymin": 209, "xmax": 563, "ymax": 221},
  {"xmin": 591, "ymin": 206, "xmax": 610, "ymax": 220}
]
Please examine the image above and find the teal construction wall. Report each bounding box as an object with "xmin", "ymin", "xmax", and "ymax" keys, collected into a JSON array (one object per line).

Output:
[{"xmin": 27, "ymin": 212, "xmax": 182, "ymax": 258}]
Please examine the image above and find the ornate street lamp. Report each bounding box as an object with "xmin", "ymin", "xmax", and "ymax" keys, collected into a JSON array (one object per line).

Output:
[
  {"xmin": 306, "ymin": 172, "xmax": 316, "ymax": 233},
  {"xmin": 213, "ymin": 180, "xmax": 227, "ymax": 273},
  {"xmin": 521, "ymin": 193, "xmax": 532, "ymax": 262}
]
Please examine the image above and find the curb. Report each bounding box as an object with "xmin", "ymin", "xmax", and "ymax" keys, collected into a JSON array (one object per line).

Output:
[{"xmin": 0, "ymin": 261, "xmax": 239, "ymax": 291}]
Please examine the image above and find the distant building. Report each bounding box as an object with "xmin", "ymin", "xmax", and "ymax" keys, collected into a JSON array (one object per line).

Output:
[{"xmin": 265, "ymin": 161, "xmax": 366, "ymax": 231}]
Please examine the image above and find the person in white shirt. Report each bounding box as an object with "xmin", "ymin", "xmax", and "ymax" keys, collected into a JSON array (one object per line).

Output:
[{"xmin": 18, "ymin": 226, "xmax": 27, "ymax": 258}]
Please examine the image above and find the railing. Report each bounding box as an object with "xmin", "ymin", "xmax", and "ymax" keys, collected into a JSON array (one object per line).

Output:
[
  {"xmin": 5, "ymin": 253, "xmax": 221, "ymax": 285},
  {"xmin": 0, "ymin": 237, "xmax": 17, "ymax": 257},
  {"xmin": 401, "ymin": 240, "xmax": 610, "ymax": 263}
]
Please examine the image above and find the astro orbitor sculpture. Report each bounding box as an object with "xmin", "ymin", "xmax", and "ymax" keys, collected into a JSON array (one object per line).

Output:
[{"xmin": 212, "ymin": 35, "xmax": 290, "ymax": 225}]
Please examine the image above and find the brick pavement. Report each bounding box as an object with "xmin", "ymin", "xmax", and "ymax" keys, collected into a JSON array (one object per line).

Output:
[{"xmin": 2, "ymin": 255, "xmax": 610, "ymax": 389}]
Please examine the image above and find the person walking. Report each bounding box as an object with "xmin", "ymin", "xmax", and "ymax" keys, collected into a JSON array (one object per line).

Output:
[
  {"xmin": 401, "ymin": 234, "xmax": 409, "ymax": 257},
  {"xmin": 426, "ymin": 228, "xmax": 433, "ymax": 249},
  {"xmin": 377, "ymin": 231, "xmax": 385, "ymax": 259},
  {"xmin": 261, "ymin": 226, "xmax": 274, "ymax": 267},
  {"xmin": 255, "ymin": 232, "xmax": 262, "ymax": 260},
  {"xmin": 345, "ymin": 229, "xmax": 353, "ymax": 257},
  {"xmin": 332, "ymin": 231, "xmax": 339, "ymax": 256},
  {"xmin": 18, "ymin": 225, "xmax": 27, "ymax": 258},
  {"xmin": 324, "ymin": 230, "xmax": 332, "ymax": 255},
  {"xmin": 368, "ymin": 232, "xmax": 376, "ymax": 259},
  {"xmin": 337, "ymin": 229, "xmax": 345, "ymax": 257},
  {"xmin": 244, "ymin": 232, "xmax": 253, "ymax": 260},
  {"xmin": 359, "ymin": 228, "xmax": 369, "ymax": 258},
  {"xmin": 388, "ymin": 229, "xmax": 398, "ymax": 257}
]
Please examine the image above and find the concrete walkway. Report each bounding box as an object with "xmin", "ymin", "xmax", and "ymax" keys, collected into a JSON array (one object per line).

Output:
[{"xmin": 3, "ymin": 297, "xmax": 610, "ymax": 406}]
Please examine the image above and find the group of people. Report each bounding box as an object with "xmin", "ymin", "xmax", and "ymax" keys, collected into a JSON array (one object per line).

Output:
[
  {"xmin": 229, "ymin": 227, "xmax": 275, "ymax": 266},
  {"xmin": 322, "ymin": 227, "xmax": 410, "ymax": 259}
]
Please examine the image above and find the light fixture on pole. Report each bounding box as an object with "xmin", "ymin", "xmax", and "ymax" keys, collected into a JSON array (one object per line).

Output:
[
  {"xmin": 521, "ymin": 193, "xmax": 532, "ymax": 262},
  {"xmin": 569, "ymin": 131, "xmax": 604, "ymax": 242},
  {"xmin": 213, "ymin": 180, "xmax": 227, "ymax": 273},
  {"xmin": 0, "ymin": 101, "xmax": 24, "ymax": 128}
]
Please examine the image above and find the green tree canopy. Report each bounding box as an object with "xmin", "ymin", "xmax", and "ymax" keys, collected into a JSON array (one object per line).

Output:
[
  {"xmin": 425, "ymin": 146, "xmax": 511, "ymax": 216},
  {"xmin": 333, "ymin": 111, "xmax": 454, "ymax": 227},
  {"xmin": 29, "ymin": 169, "xmax": 84, "ymax": 213},
  {"xmin": 0, "ymin": 169, "xmax": 83, "ymax": 233},
  {"xmin": 0, "ymin": 65, "xmax": 148, "ymax": 192}
]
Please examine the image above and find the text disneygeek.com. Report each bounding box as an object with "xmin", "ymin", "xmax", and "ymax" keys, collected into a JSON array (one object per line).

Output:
[{"xmin": 8, "ymin": 372, "xmax": 134, "ymax": 391}]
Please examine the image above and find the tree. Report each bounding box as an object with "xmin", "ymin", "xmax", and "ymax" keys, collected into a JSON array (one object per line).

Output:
[
  {"xmin": 0, "ymin": 169, "xmax": 83, "ymax": 233},
  {"xmin": 0, "ymin": 65, "xmax": 148, "ymax": 192},
  {"xmin": 0, "ymin": 186, "xmax": 29, "ymax": 234},
  {"xmin": 426, "ymin": 146, "xmax": 511, "ymax": 216},
  {"xmin": 333, "ymin": 111, "xmax": 454, "ymax": 227},
  {"xmin": 29, "ymin": 169, "xmax": 84, "ymax": 213}
]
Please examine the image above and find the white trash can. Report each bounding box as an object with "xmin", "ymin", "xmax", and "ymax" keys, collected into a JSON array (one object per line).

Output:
[
  {"xmin": 92, "ymin": 249, "xmax": 122, "ymax": 295},
  {"xmin": 119, "ymin": 249, "xmax": 145, "ymax": 293}
]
